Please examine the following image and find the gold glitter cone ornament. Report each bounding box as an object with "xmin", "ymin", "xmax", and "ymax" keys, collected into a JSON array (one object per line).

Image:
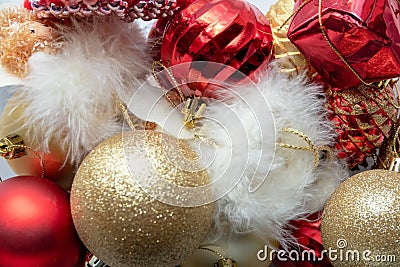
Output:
[
  {"xmin": 71, "ymin": 131, "xmax": 215, "ymax": 267},
  {"xmin": 266, "ymin": 0, "xmax": 315, "ymax": 77},
  {"xmin": 321, "ymin": 169, "xmax": 400, "ymax": 267}
]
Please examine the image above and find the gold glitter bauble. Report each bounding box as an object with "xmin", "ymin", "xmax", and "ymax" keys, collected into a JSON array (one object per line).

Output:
[
  {"xmin": 71, "ymin": 131, "xmax": 215, "ymax": 267},
  {"xmin": 321, "ymin": 169, "xmax": 400, "ymax": 267}
]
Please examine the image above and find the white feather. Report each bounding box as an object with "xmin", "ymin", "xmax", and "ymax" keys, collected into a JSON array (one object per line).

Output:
[
  {"xmin": 192, "ymin": 67, "xmax": 348, "ymax": 248},
  {"xmin": 12, "ymin": 17, "xmax": 149, "ymax": 164},
  {"xmin": 0, "ymin": 65, "xmax": 23, "ymax": 87}
]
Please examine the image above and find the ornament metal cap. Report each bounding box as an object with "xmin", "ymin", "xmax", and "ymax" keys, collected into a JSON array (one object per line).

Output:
[
  {"xmin": 215, "ymin": 258, "xmax": 239, "ymax": 267},
  {"xmin": 85, "ymin": 253, "xmax": 110, "ymax": 267},
  {"xmin": 0, "ymin": 134, "xmax": 27, "ymax": 160},
  {"xmin": 388, "ymin": 157, "xmax": 400, "ymax": 172}
]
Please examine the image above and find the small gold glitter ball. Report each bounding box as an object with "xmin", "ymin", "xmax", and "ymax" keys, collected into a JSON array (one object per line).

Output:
[
  {"xmin": 71, "ymin": 131, "xmax": 215, "ymax": 267},
  {"xmin": 321, "ymin": 169, "xmax": 400, "ymax": 267}
]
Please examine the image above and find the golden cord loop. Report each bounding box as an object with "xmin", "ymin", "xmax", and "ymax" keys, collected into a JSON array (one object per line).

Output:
[
  {"xmin": 376, "ymin": 117, "xmax": 400, "ymax": 169},
  {"xmin": 150, "ymin": 37, "xmax": 163, "ymax": 53},
  {"xmin": 199, "ymin": 247, "xmax": 225, "ymax": 260},
  {"xmin": 152, "ymin": 60, "xmax": 186, "ymax": 104},
  {"xmin": 198, "ymin": 246, "xmax": 239, "ymax": 267},
  {"xmin": 278, "ymin": 128, "xmax": 332, "ymax": 168},
  {"xmin": 118, "ymin": 100, "xmax": 137, "ymax": 131},
  {"xmin": 117, "ymin": 100, "xmax": 158, "ymax": 131},
  {"xmin": 278, "ymin": 0, "xmax": 312, "ymax": 31},
  {"xmin": 0, "ymin": 142, "xmax": 46, "ymax": 178}
]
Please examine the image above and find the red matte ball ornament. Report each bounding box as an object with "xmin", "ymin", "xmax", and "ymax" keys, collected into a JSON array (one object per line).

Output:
[{"xmin": 0, "ymin": 176, "xmax": 84, "ymax": 267}]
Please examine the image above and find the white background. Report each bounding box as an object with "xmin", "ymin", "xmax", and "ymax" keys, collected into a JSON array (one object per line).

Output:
[{"xmin": 0, "ymin": 0, "xmax": 277, "ymax": 179}]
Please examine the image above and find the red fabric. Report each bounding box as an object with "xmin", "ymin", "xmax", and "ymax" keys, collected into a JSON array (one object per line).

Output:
[
  {"xmin": 288, "ymin": 0, "xmax": 400, "ymax": 89},
  {"xmin": 271, "ymin": 212, "xmax": 333, "ymax": 267}
]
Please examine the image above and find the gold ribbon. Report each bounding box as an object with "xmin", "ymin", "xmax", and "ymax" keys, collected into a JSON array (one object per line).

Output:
[
  {"xmin": 199, "ymin": 246, "xmax": 239, "ymax": 267},
  {"xmin": 376, "ymin": 117, "xmax": 400, "ymax": 170},
  {"xmin": 278, "ymin": 128, "xmax": 332, "ymax": 168},
  {"xmin": 152, "ymin": 60, "xmax": 186, "ymax": 104}
]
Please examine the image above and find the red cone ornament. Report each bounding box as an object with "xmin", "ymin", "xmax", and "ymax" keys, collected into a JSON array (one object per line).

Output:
[
  {"xmin": 0, "ymin": 176, "xmax": 84, "ymax": 267},
  {"xmin": 326, "ymin": 84, "xmax": 397, "ymax": 168},
  {"xmin": 288, "ymin": 0, "xmax": 400, "ymax": 89},
  {"xmin": 153, "ymin": 0, "xmax": 274, "ymax": 99}
]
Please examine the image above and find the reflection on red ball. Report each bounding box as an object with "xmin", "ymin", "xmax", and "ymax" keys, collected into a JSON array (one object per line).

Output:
[
  {"xmin": 152, "ymin": 0, "xmax": 274, "ymax": 99},
  {"xmin": 0, "ymin": 176, "xmax": 84, "ymax": 267}
]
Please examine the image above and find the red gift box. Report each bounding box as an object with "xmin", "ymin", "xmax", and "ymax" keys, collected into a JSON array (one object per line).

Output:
[{"xmin": 287, "ymin": 0, "xmax": 400, "ymax": 89}]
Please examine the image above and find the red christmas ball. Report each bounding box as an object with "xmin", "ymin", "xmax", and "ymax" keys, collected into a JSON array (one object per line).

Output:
[
  {"xmin": 0, "ymin": 176, "xmax": 84, "ymax": 267},
  {"xmin": 149, "ymin": 0, "xmax": 196, "ymax": 62},
  {"xmin": 154, "ymin": 0, "xmax": 274, "ymax": 99}
]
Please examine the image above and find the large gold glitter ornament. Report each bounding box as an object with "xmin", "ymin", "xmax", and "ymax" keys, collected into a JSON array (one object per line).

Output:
[
  {"xmin": 266, "ymin": 0, "xmax": 315, "ymax": 77},
  {"xmin": 71, "ymin": 131, "xmax": 215, "ymax": 267},
  {"xmin": 321, "ymin": 169, "xmax": 400, "ymax": 267}
]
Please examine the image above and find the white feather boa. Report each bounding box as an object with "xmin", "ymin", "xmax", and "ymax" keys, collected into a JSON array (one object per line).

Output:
[
  {"xmin": 190, "ymin": 69, "xmax": 349, "ymax": 248},
  {"xmin": 11, "ymin": 17, "xmax": 148, "ymax": 164}
]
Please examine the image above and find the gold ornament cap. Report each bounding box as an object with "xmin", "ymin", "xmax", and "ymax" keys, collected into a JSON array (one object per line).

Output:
[{"xmin": 0, "ymin": 134, "xmax": 27, "ymax": 160}]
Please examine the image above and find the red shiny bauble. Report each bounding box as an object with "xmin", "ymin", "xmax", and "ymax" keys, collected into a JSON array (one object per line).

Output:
[
  {"xmin": 154, "ymin": 0, "xmax": 274, "ymax": 99},
  {"xmin": 288, "ymin": 0, "xmax": 400, "ymax": 89},
  {"xmin": 148, "ymin": 0, "xmax": 196, "ymax": 62},
  {"xmin": 0, "ymin": 176, "xmax": 85, "ymax": 267},
  {"xmin": 326, "ymin": 84, "xmax": 397, "ymax": 168}
]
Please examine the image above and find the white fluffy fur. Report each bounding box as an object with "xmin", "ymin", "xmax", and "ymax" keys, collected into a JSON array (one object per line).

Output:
[
  {"xmin": 13, "ymin": 17, "xmax": 148, "ymax": 164},
  {"xmin": 0, "ymin": 65, "xmax": 23, "ymax": 87},
  {"xmin": 195, "ymin": 68, "xmax": 348, "ymax": 248}
]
